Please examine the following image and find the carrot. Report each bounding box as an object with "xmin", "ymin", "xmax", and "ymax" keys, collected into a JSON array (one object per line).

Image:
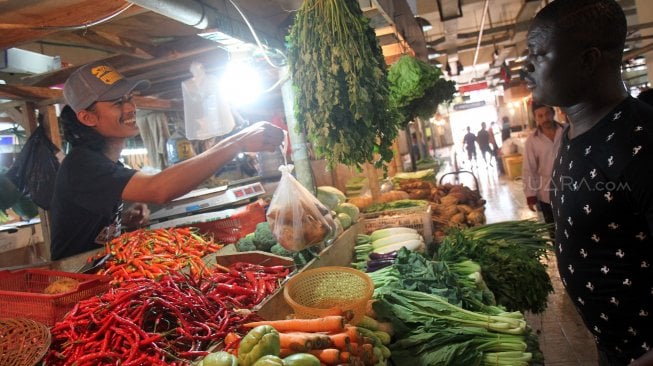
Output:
[
  {"xmin": 339, "ymin": 351, "xmax": 351, "ymax": 363},
  {"xmin": 352, "ymin": 358, "xmax": 366, "ymax": 366},
  {"xmin": 243, "ymin": 316, "xmax": 345, "ymax": 333},
  {"xmin": 348, "ymin": 342, "xmax": 360, "ymax": 356},
  {"xmin": 360, "ymin": 344, "xmax": 374, "ymax": 365},
  {"xmin": 308, "ymin": 348, "xmax": 340, "ymax": 365},
  {"xmin": 224, "ymin": 332, "xmax": 241, "ymax": 347},
  {"xmin": 279, "ymin": 348, "xmax": 294, "ymax": 358},
  {"xmin": 279, "ymin": 332, "xmax": 321, "ymax": 351},
  {"xmin": 344, "ymin": 325, "xmax": 360, "ymax": 343},
  {"xmin": 328, "ymin": 332, "xmax": 350, "ymax": 350}
]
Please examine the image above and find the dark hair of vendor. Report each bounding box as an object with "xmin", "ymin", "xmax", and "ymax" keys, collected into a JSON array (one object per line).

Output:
[{"xmin": 60, "ymin": 105, "xmax": 106, "ymax": 152}]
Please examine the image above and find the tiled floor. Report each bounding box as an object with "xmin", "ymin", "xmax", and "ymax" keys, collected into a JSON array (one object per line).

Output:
[{"xmin": 436, "ymin": 148, "xmax": 598, "ymax": 365}]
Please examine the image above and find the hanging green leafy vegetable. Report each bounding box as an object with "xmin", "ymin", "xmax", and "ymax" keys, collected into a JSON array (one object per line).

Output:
[
  {"xmin": 388, "ymin": 55, "xmax": 456, "ymax": 125},
  {"xmin": 287, "ymin": 0, "xmax": 399, "ymax": 168}
]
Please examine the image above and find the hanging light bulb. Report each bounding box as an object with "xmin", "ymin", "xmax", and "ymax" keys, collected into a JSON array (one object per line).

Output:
[{"xmin": 220, "ymin": 49, "xmax": 263, "ymax": 106}]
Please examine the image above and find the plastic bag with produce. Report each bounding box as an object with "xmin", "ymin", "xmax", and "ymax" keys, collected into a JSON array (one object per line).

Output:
[{"xmin": 266, "ymin": 164, "xmax": 335, "ymax": 251}]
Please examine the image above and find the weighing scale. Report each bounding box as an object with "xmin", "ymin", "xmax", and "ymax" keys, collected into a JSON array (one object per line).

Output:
[{"xmin": 149, "ymin": 180, "xmax": 266, "ymax": 223}]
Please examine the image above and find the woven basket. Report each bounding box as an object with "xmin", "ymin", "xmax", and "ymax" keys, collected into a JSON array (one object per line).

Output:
[
  {"xmin": 0, "ymin": 317, "xmax": 51, "ymax": 366},
  {"xmin": 283, "ymin": 266, "xmax": 374, "ymax": 324}
]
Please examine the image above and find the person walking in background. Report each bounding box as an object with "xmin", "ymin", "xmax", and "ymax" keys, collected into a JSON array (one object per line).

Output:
[
  {"xmin": 476, "ymin": 122, "xmax": 492, "ymax": 166},
  {"xmin": 524, "ymin": 0, "xmax": 653, "ymax": 364},
  {"xmin": 501, "ymin": 116, "xmax": 511, "ymax": 141},
  {"xmin": 521, "ymin": 103, "xmax": 563, "ymax": 228},
  {"xmin": 462, "ymin": 126, "xmax": 477, "ymax": 166},
  {"xmin": 488, "ymin": 121, "xmax": 499, "ymax": 152}
]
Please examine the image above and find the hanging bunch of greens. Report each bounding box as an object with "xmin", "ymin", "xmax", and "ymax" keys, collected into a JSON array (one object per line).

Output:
[
  {"xmin": 388, "ymin": 55, "xmax": 456, "ymax": 125},
  {"xmin": 287, "ymin": 0, "xmax": 399, "ymax": 168}
]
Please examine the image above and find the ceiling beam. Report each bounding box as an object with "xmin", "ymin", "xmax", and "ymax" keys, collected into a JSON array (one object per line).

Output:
[
  {"xmin": 43, "ymin": 30, "xmax": 155, "ymax": 59},
  {"xmin": 0, "ymin": 84, "xmax": 180, "ymax": 111},
  {"xmin": 0, "ymin": 85, "xmax": 63, "ymax": 103},
  {"xmin": 0, "ymin": 0, "xmax": 147, "ymax": 50},
  {"xmin": 20, "ymin": 39, "xmax": 222, "ymax": 88}
]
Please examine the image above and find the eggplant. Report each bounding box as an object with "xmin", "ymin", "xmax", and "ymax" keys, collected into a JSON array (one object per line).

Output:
[
  {"xmin": 368, "ymin": 251, "xmax": 399, "ymax": 261},
  {"xmin": 365, "ymin": 258, "xmax": 395, "ymax": 272}
]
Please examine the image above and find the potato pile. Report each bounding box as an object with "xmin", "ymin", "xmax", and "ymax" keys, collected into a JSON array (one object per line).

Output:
[
  {"xmin": 430, "ymin": 183, "xmax": 486, "ymax": 226},
  {"xmin": 395, "ymin": 180, "xmax": 486, "ymax": 241}
]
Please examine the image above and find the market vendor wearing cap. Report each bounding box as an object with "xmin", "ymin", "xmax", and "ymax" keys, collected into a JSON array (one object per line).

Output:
[{"xmin": 49, "ymin": 61, "xmax": 284, "ymax": 260}]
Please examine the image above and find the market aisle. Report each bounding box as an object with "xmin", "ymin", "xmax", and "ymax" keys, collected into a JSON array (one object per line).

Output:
[{"xmin": 437, "ymin": 156, "xmax": 598, "ymax": 366}]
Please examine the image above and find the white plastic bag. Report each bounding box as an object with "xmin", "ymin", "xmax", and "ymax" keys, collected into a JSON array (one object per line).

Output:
[
  {"xmin": 181, "ymin": 62, "xmax": 235, "ymax": 140},
  {"xmin": 266, "ymin": 164, "xmax": 336, "ymax": 251}
]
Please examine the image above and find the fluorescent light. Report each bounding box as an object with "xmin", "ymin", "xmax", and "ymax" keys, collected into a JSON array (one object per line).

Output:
[{"xmin": 220, "ymin": 61, "xmax": 262, "ymax": 106}]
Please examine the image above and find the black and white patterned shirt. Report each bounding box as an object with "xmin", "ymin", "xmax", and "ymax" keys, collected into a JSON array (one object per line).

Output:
[{"xmin": 551, "ymin": 97, "xmax": 653, "ymax": 363}]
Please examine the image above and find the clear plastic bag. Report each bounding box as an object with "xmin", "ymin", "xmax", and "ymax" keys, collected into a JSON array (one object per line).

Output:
[{"xmin": 266, "ymin": 164, "xmax": 336, "ymax": 251}]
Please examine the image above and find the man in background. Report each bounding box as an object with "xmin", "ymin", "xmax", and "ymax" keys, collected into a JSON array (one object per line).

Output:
[
  {"xmin": 522, "ymin": 104, "xmax": 563, "ymax": 226},
  {"xmin": 501, "ymin": 116, "xmax": 511, "ymax": 141},
  {"xmin": 462, "ymin": 126, "xmax": 477, "ymax": 166},
  {"xmin": 476, "ymin": 122, "xmax": 493, "ymax": 166}
]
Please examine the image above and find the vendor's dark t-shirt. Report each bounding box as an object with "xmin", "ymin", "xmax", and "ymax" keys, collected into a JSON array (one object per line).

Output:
[
  {"xmin": 50, "ymin": 147, "xmax": 136, "ymax": 260},
  {"xmin": 551, "ymin": 97, "xmax": 653, "ymax": 363}
]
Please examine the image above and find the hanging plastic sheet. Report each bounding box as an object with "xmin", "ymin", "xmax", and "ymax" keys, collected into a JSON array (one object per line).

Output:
[
  {"xmin": 6, "ymin": 125, "xmax": 60, "ymax": 210},
  {"xmin": 182, "ymin": 62, "xmax": 235, "ymax": 140}
]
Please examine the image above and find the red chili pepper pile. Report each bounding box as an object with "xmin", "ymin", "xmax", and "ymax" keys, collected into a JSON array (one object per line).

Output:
[
  {"xmin": 96, "ymin": 228, "xmax": 223, "ymax": 285},
  {"xmin": 206, "ymin": 262, "xmax": 291, "ymax": 309},
  {"xmin": 45, "ymin": 262, "xmax": 290, "ymax": 365}
]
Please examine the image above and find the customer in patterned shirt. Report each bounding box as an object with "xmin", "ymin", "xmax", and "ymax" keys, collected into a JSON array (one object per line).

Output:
[{"xmin": 524, "ymin": 0, "xmax": 653, "ymax": 365}]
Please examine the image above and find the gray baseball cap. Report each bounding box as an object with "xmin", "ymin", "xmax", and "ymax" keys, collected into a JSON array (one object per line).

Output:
[{"xmin": 63, "ymin": 61, "xmax": 150, "ymax": 112}]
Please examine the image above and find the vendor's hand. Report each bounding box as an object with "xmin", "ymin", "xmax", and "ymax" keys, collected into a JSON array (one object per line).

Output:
[
  {"xmin": 123, "ymin": 203, "xmax": 150, "ymax": 228},
  {"xmin": 236, "ymin": 121, "xmax": 285, "ymax": 153}
]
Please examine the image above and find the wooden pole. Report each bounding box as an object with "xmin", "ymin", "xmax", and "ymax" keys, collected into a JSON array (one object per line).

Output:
[
  {"xmin": 363, "ymin": 163, "xmax": 381, "ymax": 204},
  {"xmin": 40, "ymin": 105, "xmax": 61, "ymax": 149}
]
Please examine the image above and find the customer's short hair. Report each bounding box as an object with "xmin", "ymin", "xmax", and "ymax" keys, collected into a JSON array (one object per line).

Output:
[{"xmin": 535, "ymin": 0, "xmax": 626, "ymax": 60}]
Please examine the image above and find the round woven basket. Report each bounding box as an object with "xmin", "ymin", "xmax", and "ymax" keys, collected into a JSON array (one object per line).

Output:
[
  {"xmin": 0, "ymin": 317, "xmax": 51, "ymax": 366},
  {"xmin": 283, "ymin": 266, "xmax": 374, "ymax": 324}
]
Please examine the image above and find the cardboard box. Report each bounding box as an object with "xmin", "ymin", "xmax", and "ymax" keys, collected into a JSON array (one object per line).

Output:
[{"xmin": 503, "ymin": 154, "xmax": 523, "ymax": 180}]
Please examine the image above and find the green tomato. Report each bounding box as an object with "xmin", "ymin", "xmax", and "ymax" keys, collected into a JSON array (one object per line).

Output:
[
  {"xmin": 202, "ymin": 351, "xmax": 238, "ymax": 366},
  {"xmin": 238, "ymin": 325, "xmax": 281, "ymax": 366},
  {"xmin": 251, "ymin": 355, "xmax": 285, "ymax": 366},
  {"xmin": 283, "ymin": 353, "xmax": 321, "ymax": 366}
]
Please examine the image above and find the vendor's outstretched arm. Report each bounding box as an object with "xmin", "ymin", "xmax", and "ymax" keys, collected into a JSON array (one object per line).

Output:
[{"xmin": 122, "ymin": 121, "xmax": 284, "ymax": 204}]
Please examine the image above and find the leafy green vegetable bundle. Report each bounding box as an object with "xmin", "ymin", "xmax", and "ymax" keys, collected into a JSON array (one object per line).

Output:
[
  {"xmin": 437, "ymin": 220, "xmax": 553, "ymax": 314},
  {"xmin": 387, "ymin": 55, "xmax": 456, "ymax": 125},
  {"xmin": 374, "ymin": 288, "xmax": 534, "ymax": 366},
  {"xmin": 287, "ymin": 0, "xmax": 399, "ymax": 168},
  {"xmin": 367, "ymin": 248, "xmax": 498, "ymax": 314}
]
